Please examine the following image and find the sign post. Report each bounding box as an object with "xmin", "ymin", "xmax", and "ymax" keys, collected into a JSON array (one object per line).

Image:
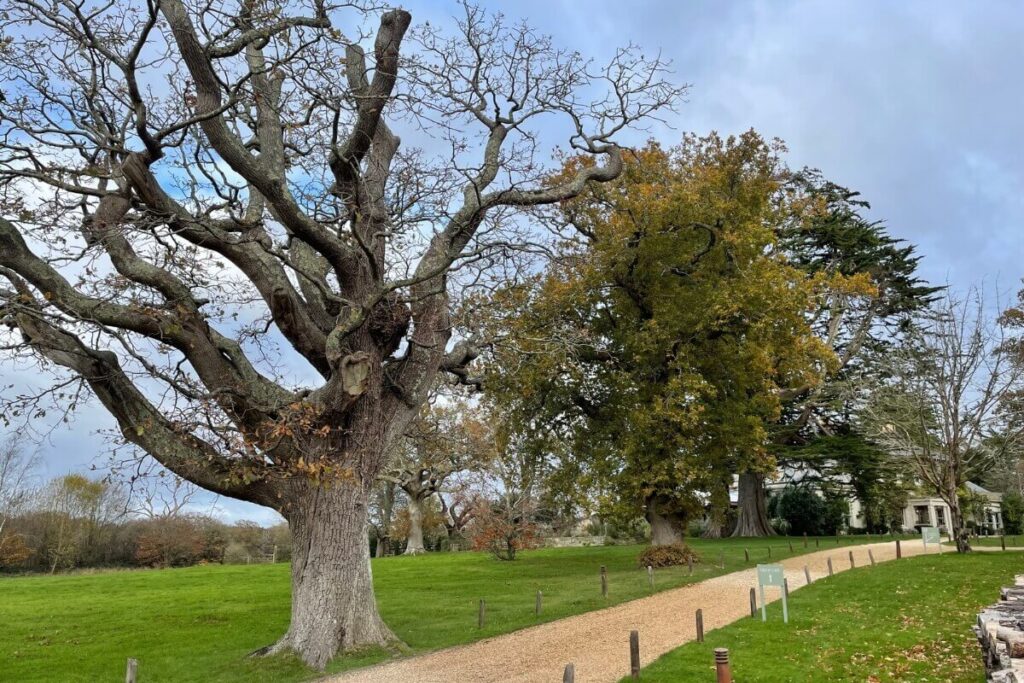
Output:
[
  {"xmin": 922, "ymin": 526, "xmax": 941, "ymax": 553},
  {"xmin": 757, "ymin": 563, "xmax": 788, "ymax": 624}
]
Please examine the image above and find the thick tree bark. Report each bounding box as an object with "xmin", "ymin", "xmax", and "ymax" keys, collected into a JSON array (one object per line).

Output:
[
  {"xmin": 731, "ymin": 472, "xmax": 776, "ymax": 537},
  {"xmin": 403, "ymin": 495, "xmax": 427, "ymax": 555},
  {"xmin": 944, "ymin": 489, "xmax": 972, "ymax": 553},
  {"xmin": 645, "ymin": 496, "xmax": 687, "ymax": 545},
  {"xmin": 267, "ymin": 483, "xmax": 396, "ymax": 669},
  {"xmin": 702, "ymin": 481, "xmax": 730, "ymax": 539}
]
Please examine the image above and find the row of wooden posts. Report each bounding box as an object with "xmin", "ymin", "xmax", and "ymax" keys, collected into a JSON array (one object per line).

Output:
[
  {"xmin": 477, "ymin": 539, "xmax": 904, "ymax": 629},
  {"xmin": 559, "ymin": 542, "xmax": 897, "ymax": 680}
]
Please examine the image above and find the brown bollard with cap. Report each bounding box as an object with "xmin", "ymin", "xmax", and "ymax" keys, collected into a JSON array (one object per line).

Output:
[{"xmin": 715, "ymin": 648, "xmax": 732, "ymax": 683}]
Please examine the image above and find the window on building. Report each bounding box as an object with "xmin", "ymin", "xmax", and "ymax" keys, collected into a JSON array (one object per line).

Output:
[
  {"xmin": 936, "ymin": 507, "xmax": 946, "ymax": 526},
  {"xmin": 914, "ymin": 505, "xmax": 929, "ymax": 525}
]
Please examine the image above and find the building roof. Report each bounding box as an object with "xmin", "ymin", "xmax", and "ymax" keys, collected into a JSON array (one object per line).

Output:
[{"xmin": 966, "ymin": 481, "xmax": 1003, "ymax": 502}]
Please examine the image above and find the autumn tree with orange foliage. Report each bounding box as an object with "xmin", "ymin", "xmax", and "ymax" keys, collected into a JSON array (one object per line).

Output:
[{"xmin": 477, "ymin": 132, "xmax": 844, "ymax": 546}]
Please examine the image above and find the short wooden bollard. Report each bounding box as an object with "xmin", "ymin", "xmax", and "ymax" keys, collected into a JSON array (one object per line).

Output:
[
  {"xmin": 896, "ymin": 539, "xmax": 902, "ymax": 559},
  {"xmin": 647, "ymin": 565, "xmax": 654, "ymax": 591},
  {"xmin": 803, "ymin": 532, "xmax": 808, "ymax": 548},
  {"xmin": 815, "ymin": 538, "xmax": 820, "ymax": 548},
  {"xmin": 696, "ymin": 608, "xmax": 704, "ymax": 643},
  {"xmin": 714, "ymin": 648, "xmax": 732, "ymax": 683},
  {"xmin": 827, "ymin": 557, "xmax": 833, "ymax": 577},
  {"xmin": 849, "ymin": 550, "xmax": 855, "ymax": 569},
  {"xmin": 478, "ymin": 599, "xmax": 486, "ymax": 628},
  {"xmin": 601, "ymin": 565, "xmax": 608, "ymax": 598},
  {"xmin": 629, "ymin": 630, "xmax": 640, "ymax": 680},
  {"xmin": 767, "ymin": 546, "xmax": 772, "ymax": 559},
  {"xmin": 744, "ymin": 548, "xmax": 749, "ymax": 563},
  {"xmin": 536, "ymin": 590, "xmax": 543, "ymax": 616},
  {"xmin": 749, "ymin": 587, "xmax": 757, "ymax": 617},
  {"xmin": 789, "ymin": 540, "xmax": 794, "ymax": 552},
  {"xmin": 1002, "ymin": 534, "xmax": 1007, "ymax": 551},
  {"xmin": 804, "ymin": 565, "xmax": 811, "ymax": 585},
  {"xmin": 688, "ymin": 555, "xmax": 693, "ymax": 575},
  {"xmin": 125, "ymin": 658, "xmax": 138, "ymax": 683},
  {"xmin": 868, "ymin": 549, "xmax": 876, "ymax": 566},
  {"xmin": 563, "ymin": 663, "xmax": 575, "ymax": 683},
  {"xmin": 836, "ymin": 534, "xmax": 840, "ymax": 545}
]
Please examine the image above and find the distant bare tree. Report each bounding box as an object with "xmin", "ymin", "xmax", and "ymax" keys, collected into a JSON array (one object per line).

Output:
[
  {"xmin": 0, "ymin": 0, "xmax": 681, "ymax": 666},
  {"xmin": 383, "ymin": 400, "xmax": 489, "ymax": 554},
  {"xmin": 864, "ymin": 288, "xmax": 1024, "ymax": 552},
  {"xmin": 0, "ymin": 435, "xmax": 39, "ymax": 532}
]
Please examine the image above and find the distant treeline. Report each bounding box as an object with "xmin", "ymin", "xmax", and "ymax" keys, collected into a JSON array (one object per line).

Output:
[{"xmin": 0, "ymin": 472, "xmax": 291, "ymax": 573}]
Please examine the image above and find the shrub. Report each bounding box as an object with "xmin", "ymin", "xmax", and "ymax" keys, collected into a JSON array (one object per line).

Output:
[
  {"xmin": 469, "ymin": 502, "xmax": 540, "ymax": 561},
  {"xmin": 638, "ymin": 543, "xmax": 700, "ymax": 569}
]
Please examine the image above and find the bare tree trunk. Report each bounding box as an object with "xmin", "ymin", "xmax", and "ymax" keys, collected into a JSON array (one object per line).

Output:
[
  {"xmin": 375, "ymin": 482, "xmax": 395, "ymax": 558},
  {"xmin": 266, "ymin": 482, "xmax": 396, "ymax": 669},
  {"xmin": 702, "ymin": 481, "xmax": 729, "ymax": 539},
  {"xmin": 645, "ymin": 496, "xmax": 687, "ymax": 545},
  {"xmin": 731, "ymin": 472, "xmax": 776, "ymax": 537},
  {"xmin": 945, "ymin": 490, "xmax": 972, "ymax": 553},
  {"xmin": 403, "ymin": 495, "xmax": 427, "ymax": 555}
]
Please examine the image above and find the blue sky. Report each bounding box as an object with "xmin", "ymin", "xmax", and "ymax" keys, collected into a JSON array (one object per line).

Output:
[{"xmin": 3, "ymin": 0, "xmax": 1022, "ymax": 524}]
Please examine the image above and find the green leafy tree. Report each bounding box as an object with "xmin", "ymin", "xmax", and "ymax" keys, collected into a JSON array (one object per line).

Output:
[
  {"xmin": 1002, "ymin": 491, "xmax": 1024, "ymax": 535},
  {"xmin": 478, "ymin": 132, "xmax": 834, "ymax": 545}
]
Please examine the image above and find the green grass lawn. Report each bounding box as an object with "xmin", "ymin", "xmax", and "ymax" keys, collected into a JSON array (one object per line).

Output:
[
  {"xmin": 0, "ymin": 534, "xmax": 906, "ymax": 683},
  {"xmin": 628, "ymin": 552, "xmax": 1022, "ymax": 683}
]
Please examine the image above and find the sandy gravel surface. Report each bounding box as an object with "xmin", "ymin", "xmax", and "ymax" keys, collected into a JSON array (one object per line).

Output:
[{"xmin": 327, "ymin": 541, "xmax": 945, "ymax": 683}]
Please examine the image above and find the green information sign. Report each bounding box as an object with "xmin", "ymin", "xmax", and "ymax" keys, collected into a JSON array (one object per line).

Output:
[
  {"xmin": 922, "ymin": 526, "xmax": 942, "ymax": 552},
  {"xmin": 756, "ymin": 563, "xmax": 788, "ymax": 623}
]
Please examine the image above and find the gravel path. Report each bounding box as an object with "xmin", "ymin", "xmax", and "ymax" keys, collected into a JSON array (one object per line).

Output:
[{"xmin": 328, "ymin": 541, "xmax": 939, "ymax": 683}]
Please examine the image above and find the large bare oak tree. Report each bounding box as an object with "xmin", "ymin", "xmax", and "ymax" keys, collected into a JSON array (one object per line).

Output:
[{"xmin": 0, "ymin": 0, "xmax": 679, "ymax": 668}]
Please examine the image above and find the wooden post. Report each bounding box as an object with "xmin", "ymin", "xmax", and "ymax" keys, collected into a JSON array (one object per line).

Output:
[
  {"xmin": 647, "ymin": 565, "xmax": 654, "ymax": 591},
  {"xmin": 696, "ymin": 608, "xmax": 704, "ymax": 643},
  {"xmin": 629, "ymin": 630, "xmax": 640, "ymax": 680},
  {"xmin": 601, "ymin": 565, "xmax": 608, "ymax": 598},
  {"xmin": 749, "ymin": 587, "xmax": 757, "ymax": 617},
  {"xmin": 272, "ymin": 544, "xmax": 278, "ymax": 563},
  {"xmin": 1002, "ymin": 534, "xmax": 1007, "ymax": 551},
  {"xmin": 836, "ymin": 533, "xmax": 840, "ymax": 545},
  {"xmin": 536, "ymin": 590, "xmax": 542, "ymax": 616},
  {"xmin": 125, "ymin": 658, "xmax": 138, "ymax": 683},
  {"xmin": 804, "ymin": 565, "xmax": 811, "ymax": 585},
  {"xmin": 815, "ymin": 538, "xmax": 819, "ymax": 548},
  {"xmin": 478, "ymin": 599, "xmax": 486, "ymax": 628},
  {"xmin": 767, "ymin": 545, "xmax": 772, "ymax": 559},
  {"xmin": 744, "ymin": 548, "xmax": 749, "ymax": 563},
  {"xmin": 719, "ymin": 550, "xmax": 725, "ymax": 569},
  {"xmin": 868, "ymin": 549, "xmax": 876, "ymax": 566},
  {"xmin": 803, "ymin": 532, "xmax": 808, "ymax": 548},
  {"xmin": 896, "ymin": 539, "xmax": 902, "ymax": 559},
  {"xmin": 849, "ymin": 550, "xmax": 855, "ymax": 569},
  {"xmin": 827, "ymin": 557, "xmax": 833, "ymax": 577},
  {"xmin": 563, "ymin": 663, "xmax": 575, "ymax": 683},
  {"xmin": 688, "ymin": 555, "xmax": 693, "ymax": 575},
  {"xmin": 789, "ymin": 540, "xmax": 794, "ymax": 553}
]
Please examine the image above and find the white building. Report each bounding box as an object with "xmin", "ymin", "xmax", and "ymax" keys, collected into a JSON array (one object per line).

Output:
[{"xmin": 761, "ymin": 466, "xmax": 1004, "ymax": 534}]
